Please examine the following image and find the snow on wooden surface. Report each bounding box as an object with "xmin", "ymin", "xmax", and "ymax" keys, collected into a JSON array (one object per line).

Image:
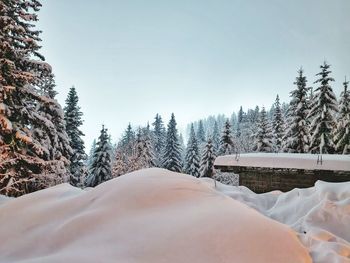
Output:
[
  {"xmin": 0, "ymin": 168, "xmax": 311, "ymax": 263},
  {"xmin": 215, "ymin": 153, "xmax": 350, "ymax": 171}
]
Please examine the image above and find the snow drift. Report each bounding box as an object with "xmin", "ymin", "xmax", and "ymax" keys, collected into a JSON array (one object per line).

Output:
[
  {"xmin": 211, "ymin": 178, "xmax": 350, "ymax": 262},
  {"xmin": 0, "ymin": 168, "xmax": 311, "ymax": 263}
]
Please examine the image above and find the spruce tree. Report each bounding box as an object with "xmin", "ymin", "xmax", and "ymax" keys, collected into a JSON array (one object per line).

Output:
[
  {"xmin": 0, "ymin": 0, "xmax": 70, "ymax": 196},
  {"xmin": 152, "ymin": 114, "xmax": 166, "ymax": 166},
  {"xmin": 86, "ymin": 125, "xmax": 112, "ymax": 187},
  {"xmin": 334, "ymin": 78, "xmax": 350, "ymax": 154},
  {"xmin": 64, "ymin": 86, "xmax": 86, "ymax": 186},
  {"xmin": 200, "ymin": 138, "xmax": 216, "ymax": 178},
  {"xmin": 184, "ymin": 124, "xmax": 200, "ymax": 177},
  {"xmin": 218, "ymin": 120, "xmax": 235, "ymax": 155},
  {"xmin": 162, "ymin": 113, "xmax": 182, "ymax": 172},
  {"xmin": 134, "ymin": 127, "xmax": 155, "ymax": 169},
  {"xmin": 212, "ymin": 121, "xmax": 220, "ymax": 155},
  {"xmin": 237, "ymin": 106, "xmax": 244, "ymax": 137},
  {"xmin": 282, "ymin": 68, "xmax": 310, "ymax": 153},
  {"xmin": 121, "ymin": 123, "xmax": 135, "ymax": 155},
  {"xmin": 254, "ymin": 107, "xmax": 273, "ymax": 152},
  {"xmin": 272, "ymin": 95, "xmax": 284, "ymax": 152},
  {"xmin": 197, "ymin": 120, "xmax": 206, "ymax": 149},
  {"xmin": 87, "ymin": 139, "xmax": 96, "ymax": 167},
  {"xmin": 308, "ymin": 62, "xmax": 338, "ymax": 154},
  {"xmin": 112, "ymin": 148, "xmax": 127, "ymax": 177}
]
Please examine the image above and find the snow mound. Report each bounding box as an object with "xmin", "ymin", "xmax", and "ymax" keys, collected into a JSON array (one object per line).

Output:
[
  {"xmin": 210, "ymin": 179, "xmax": 350, "ymax": 263},
  {"xmin": 0, "ymin": 168, "xmax": 311, "ymax": 263}
]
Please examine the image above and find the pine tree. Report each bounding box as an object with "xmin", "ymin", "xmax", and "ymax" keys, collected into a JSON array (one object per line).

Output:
[
  {"xmin": 162, "ymin": 113, "xmax": 182, "ymax": 172},
  {"xmin": 121, "ymin": 123, "xmax": 135, "ymax": 155},
  {"xmin": 112, "ymin": 148, "xmax": 127, "ymax": 177},
  {"xmin": 212, "ymin": 121, "xmax": 220, "ymax": 155},
  {"xmin": 254, "ymin": 107, "xmax": 273, "ymax": 152},
  {"xmin": 200, "ymin": 138, "xmax": 216, "ymax": 178},
  {"xmin": 308, "ymin": 62, "xmax": 338, "ymax": 154},
  {"xmin": 35, "ymin": 74, "xmax": 72, "ymax": 167},
  {"xmin": 282, "ymin": 68, "xmax": 310, "ymax": 153},
  {"xmin": 178, "ymin": 133, "xmax": 186, "ymax": 164},
  {"xmin": 184, "ymin": 124, "xmax": 200, "ymax": 177},
  {"xmin": 86, "ymin": 125, "xmax": 112, "ymax": 187},
  {"xmin": 152, "ymin": 114, "xmax": 166, "ymax": 166},
  {"xmin": 134, "ymin": 127, "xmax": 155, "ymax": 169},
  {"xmin": 272, "ymin": 95, "xmax": 284, "ymax": 152},
  {"xmin": 64, "ymin": 86, "xmax": 86, "ymax": 186},
  {"xmin": 218, "ymin": 120, "xmax": 235, "ymax": 155},
  {"xmin": 0, "ymin": 0, "xmax": 70, "ymax": 196},
  {"xmin": 197, "ymin": 120, "xmax": 206, "ymax": 149},
  {"xmin": 334, "ymin": 78, "xmax": 350, "ymax": 154},
  {"xmin": 237, "ymin": 106, "xmax": 244, "ymax": 137},
  {"xmin": 87, "ymin": 139, "xmax": 96, "ymax": 167}
]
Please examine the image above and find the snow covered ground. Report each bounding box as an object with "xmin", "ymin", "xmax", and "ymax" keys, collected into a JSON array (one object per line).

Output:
[
  {"xmin": 215, "ymin": 153, "xmax": 350, "ymax": 171},
  {"xmin": 0, "ymin": 168, "xmax": 349, "ymax": 262}
]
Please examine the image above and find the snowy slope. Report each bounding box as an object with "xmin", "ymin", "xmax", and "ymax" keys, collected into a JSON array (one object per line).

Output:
[
  {"xmin": 0, "ymin": 168, "xmax": 311, "ymax": 263},
  {"xmin": 215, "ymin": 153, "xmax": 350, "ymax": 171}
]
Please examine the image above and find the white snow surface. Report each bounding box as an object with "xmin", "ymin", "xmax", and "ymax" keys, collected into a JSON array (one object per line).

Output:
[
  {"xmin": 215, "ymin": 153, "xmax": 350, "ymax": 171},
  {"xmin": 0, "ymin": 168, "xmax": 349, "ymax": 262}
]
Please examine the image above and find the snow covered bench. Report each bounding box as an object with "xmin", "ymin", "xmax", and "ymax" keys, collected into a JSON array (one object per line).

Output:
[{"xmin": 214, "ymin": 153, "xmax": 350, "ymax": 193}]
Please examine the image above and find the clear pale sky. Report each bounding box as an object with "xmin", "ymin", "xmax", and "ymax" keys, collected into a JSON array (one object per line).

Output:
[{"xmin": 37, "ymin": 0, "xmax": 350, "ymax": 148}]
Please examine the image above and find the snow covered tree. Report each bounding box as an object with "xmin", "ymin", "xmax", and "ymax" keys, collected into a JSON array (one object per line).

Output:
[
  {"xmin": 112, "ymin": 147, "xmax": 127, "ymax": 177},
  {"xmin": 200, "ymin": 138, "xmax": 216, "ymax": 178},
  {"xmin": 86, "ymin": 125, "xmax": 112, "ymax": 187},
  {"xmin": 282, "ymin": 68, "xmax": 310, "ymax": 153},
  {"xmin": 64, "ymin": 86, "xmax": 86, "ymax": 186},
  {"xmin": 237, "ymin": 106, "xmax": 244, "ymax": 137},
  {"xmin": 87, "ymin": 139, "xmax": 97, "ymax": 168},
  {"xmin": 196, "ymin": 120, "xmax": 206, "ymax": 150},
  {"xmin": 0, "ymin": 0, "xmax": 71, "ymax": 196},
  {"xmin": 121, "ymin": 123, "xmax": 135, "ymax": 147},
  {"xmin": 272, "ymin": 95, "xmax": 284, "ymax": 152},
  {"xmin": 184, "ymin": 124, "xmax": 200, "ymax": 177},
  {"xmin": 334, "ymin": 78, "xmax": 350, "ymax": 154},
  {"xmin": 152, "ymin": 114, "xmax": 166, "ymax": 166},
  {"xmin": 212, "ymin": 121, "xmax": 220, "ymax": 155},
  {"xmin": 308, "ymin": 62, "xmax": 338, "ymax": 154},
  {"xmin": 254, "ymin": 107, "xmax": 273, "ymax": 152},
  {"xmin": 133, "ymin": 127, "xmax": 155, "ymax": 169},
  {"xmin": 162, "ymin": 113, "xmax": 182, "ymax": 172},
  {"xmin": 218, "ymin": 120, "xmax": 235, "ymax": 155}
]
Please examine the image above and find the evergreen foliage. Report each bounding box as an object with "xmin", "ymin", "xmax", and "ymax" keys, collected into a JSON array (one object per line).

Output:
[
  {"xmin": 272, "ymin": 95, "xmax": 284, "ymax": 152},
  {"xmin": 282, "ymin": 68, "xmax": 310, "ymax": 153},
  {"xmin": 64, "ymin": 86, "xmax": 86, "ymax": 186},
  {"xmin": 212, "ymin": 121, "xmax": 220, "ymax": 155},
  {"xmin": 86, "ymin": 126, "xmax": 112, "ymax": 187},
  {"xmin": 219, "ymin": 120, "xmax": 235, "ymax": 155},
  {"xmin": 0, "ymin": 0, "xmax": 70, "ymax": 196},
  {"xmin": 152, "ymin": 114, "xmax": 166, "ymax": 166},
  {"xmin": 184, "ymin": 124, "xmax": 200, "ymax": 177},
  {"xmin": 334, "ymin": 78, "xmax": 350, "ymax": 154},
  {"xmin": 254, "ymin": 107, "xmax": 273, "ymax": 152},
  {"xmin": 200, "ymin": 138, "xmax": 216, "ymax": 178},
  {"xmin": 162, "ymin": 113, "xmax": 182, "ymax": 172},
  {"xmin": 134, "ymin": 127, "xmax": 155, "ymax": 169},
  {"xmin": 308, "ymin": 62, "xmax": 338, "ymax": 154}
]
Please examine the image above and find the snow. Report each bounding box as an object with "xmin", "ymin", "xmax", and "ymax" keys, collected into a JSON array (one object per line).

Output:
[
  {"xmin": 210, "ymin": 179, "xmax": 350, "ymax": 263},
  {"xmin": 1, "ymin": 168, "xmax": 350, "ymax": 262},
  {"xmin": 0, "ymin": 168, "xmax": 311, "ymax": 263},
  {"xmin": 215, "ymin": 153, "xmax": 350, "ymax": 171}
]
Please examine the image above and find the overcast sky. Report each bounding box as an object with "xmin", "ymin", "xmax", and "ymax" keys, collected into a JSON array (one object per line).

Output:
[{"xmin": 37, "ymin": 0, "xmax": 350, "ymax": 148}]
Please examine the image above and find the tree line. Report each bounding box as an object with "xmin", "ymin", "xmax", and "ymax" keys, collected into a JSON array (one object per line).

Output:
[{"xmin": 0, "ymin": 1, "xmax": 349, "ymax": 196}]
